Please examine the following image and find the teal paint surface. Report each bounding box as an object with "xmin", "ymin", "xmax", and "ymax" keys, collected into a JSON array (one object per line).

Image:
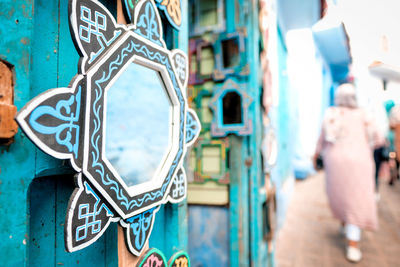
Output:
[
  {"xmin": 229, "ymin": 136, "xmax": 249, "ymax": 267},
  {"xmin": 269, "ymin": 26, "xmax": 296, "ymax": 267},
  {"xmin": 0, "ymin": 1, "xmax": 36, "ymax": 266},
  {"xmin": 32, "ymin": 0, "xmax": 74, "ymax": 178},
  {"xmin": 0, "ymin": 0, "xmax": 203, "ymax": 266},
  {"xmin": 29, "ymin": 176, "xmax": 118, "ymax": 266},
  {"xmin": 29, "ymin": 0, "xmax": 118, "ymax": 264},
  {"xmin": 0, "ymin": 0, "xmax": 120, "ymax": 265},
  {"xmin": 245, "ymin": 0, "xmax": 270, "ymax": 265},
  {"xmin": 149, "ymin": 0, "xmax": 189, "ymax": 260},
  {"xmin": 270, "ymin": 28, "xmax": 294, "ymax": 186},
  {"xmin": 29, "ymin": 176, "xmax": 56, "ymax": 266},
  {"xmin": 186, "ymin": 0, "xmax": 270, "ymax": 265},
  {"xmin": 225, "ymin": 0, "xmax": 236, "ymax": 33}
]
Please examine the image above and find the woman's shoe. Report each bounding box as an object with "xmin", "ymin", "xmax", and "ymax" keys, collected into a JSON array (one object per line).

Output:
[{"xmin": 346, "ymin": 246, "xmax": 362, "ymax": 262}]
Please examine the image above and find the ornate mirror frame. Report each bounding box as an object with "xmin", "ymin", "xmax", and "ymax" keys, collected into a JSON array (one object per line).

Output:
[
  {"xmin": 213, "ymin": 29, "xmax": 249, "ymax": 81},
  {"xmin": 188, "ymin": 37, "xmax": 215, "ymax": 85},
  {"xmin": 189, "ymin": 0, "xmax": 225, "ymax": 36},
  {"xmin": 193, "ymin": 137, "xmax": 230, "ymax": 184},
  {"xmin": 209, "ymin": 78, "xmax": 252, "ymax": 137},
  {"xmin": 16, "ymin": 0, "xmax": 200, "ymax": 256},
  {"xmin": 193, "ymin": 89, "xmax": 213, "ymax": 132}
]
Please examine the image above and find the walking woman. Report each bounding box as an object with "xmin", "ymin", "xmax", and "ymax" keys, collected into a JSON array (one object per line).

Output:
[{"xmin": 313, "ymin": 83, "xmax": 382, "ymax": 263}]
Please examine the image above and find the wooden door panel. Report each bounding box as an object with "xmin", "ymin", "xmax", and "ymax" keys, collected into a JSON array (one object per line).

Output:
[{"xmin": 29, "ymin": 176, "xmax": 118, "ymax": 266}]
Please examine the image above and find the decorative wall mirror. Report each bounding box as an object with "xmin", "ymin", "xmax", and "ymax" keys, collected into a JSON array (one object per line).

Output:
[
  {"xmin": 209, "ymin": 79, "xmax": 252, "ymax": 137},
  {"xmin": 188, "ymin": 38, "xmax": 201, "ymax": 85},
  {"xmin": 193, "ymin": 138, "xmax": 229, "ymax": 184},
  {"xmin": 188, "ymin": 38, "xmax": 215, "ymax": 85},
  {"xmin": 198, "ymin": 43, "xmax": 215, "ymax": 79},
  {"xmin": 189, "ymin": 0, "xmax": 225, "ymax": 36},
  {"xmin": 16, "ymin": 0, "xmax": 200, "ymax": 256},
  {"xmin": 194, "ymin": 90, "xmax": 213, "ymax": 132},
  {"xmin": 213, "ymin": 29, "xmax": 249, "ymax": 81}
]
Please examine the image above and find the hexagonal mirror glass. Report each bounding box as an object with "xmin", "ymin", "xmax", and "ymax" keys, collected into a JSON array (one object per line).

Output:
[{"xmin": 105, "ymin": 63, "xmax": 172, "ymax": 187}]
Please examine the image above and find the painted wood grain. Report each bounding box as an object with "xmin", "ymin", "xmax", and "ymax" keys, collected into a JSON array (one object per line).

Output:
[
  {"xmin": 1, "ymin": 0, "xmax": 190, "ymax": 265},
  {"xmin": 0, "ymin": 0, "xmax": 37, "ymax": 265}
]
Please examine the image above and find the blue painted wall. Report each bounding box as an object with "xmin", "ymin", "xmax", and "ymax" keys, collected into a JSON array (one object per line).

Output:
[
  {"xmin": 0, "ymin": 0, "xmax": 189, "ymax": 265},
  {"xmin": 188, "ymin": 206, "xmax": 229, "ymax": 266},
  {"xmin": 270, "ymin": 28, "xmax": 294, "ymax": 187},
  {"xmin": 186, "ymin": 0, "xmax": 267, "ymax": 265},
  {"xmin": 149, "ymin": 0, "xmax": 189, "ymax": 260},
  {"xmin": 0, "ymin": 1, "xmax": 36, "ymax": 264},
  {"xmin": 0, "ymin": 1, "xmax": 119, "ymax": 265}
]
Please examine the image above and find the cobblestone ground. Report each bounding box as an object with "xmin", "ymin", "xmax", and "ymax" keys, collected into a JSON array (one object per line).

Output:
[{"xmin": 275, "ymin": 171, "xmax": 400, "ymax": 267}]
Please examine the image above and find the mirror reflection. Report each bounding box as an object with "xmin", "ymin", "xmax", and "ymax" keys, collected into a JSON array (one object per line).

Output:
[{"xmin": 105, "ymin": 63, "xmax": 171, "ymax": 187}]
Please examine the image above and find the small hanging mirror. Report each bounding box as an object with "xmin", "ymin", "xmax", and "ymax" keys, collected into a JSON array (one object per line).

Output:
[
  {"xmin": 209, "ymin": 78, "xmax": 253, "ymax": 137},
  {"xmin": 193, "ymin": 138, "xmax": 230, "ymax": 184},
  {"xmin": 213, "ymin": 29, "xmax": 249, "ymax": 80}
]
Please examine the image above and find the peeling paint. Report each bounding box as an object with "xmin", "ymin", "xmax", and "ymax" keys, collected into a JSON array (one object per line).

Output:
[
  {"xmin": 21, "ymin": 4, "xmax": 30, "ymax": 18},
  {"xmin": 20, "ymin": 37, "xmax": 30, "ymax": 45},
  {"xmin": 8, "ymin": 7, "xmax": 16, "ymax": 19},
  {"xmin": 17, "ymin": 50, "xmax": 30, "ymax": 75}
]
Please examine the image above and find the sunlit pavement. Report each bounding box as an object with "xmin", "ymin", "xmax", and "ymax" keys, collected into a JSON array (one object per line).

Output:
[{"xmin": 275, "ymin": 171, "xmax": 400, "ymax": 267}]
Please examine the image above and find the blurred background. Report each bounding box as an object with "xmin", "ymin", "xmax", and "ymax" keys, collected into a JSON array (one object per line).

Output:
[
  {"xmin": 186, "ymin": 0, "xmax": 400, "ymax": 266},
  {"xmin": 1, "ymin": 0, "xmax": 400, "ymax": 266}
]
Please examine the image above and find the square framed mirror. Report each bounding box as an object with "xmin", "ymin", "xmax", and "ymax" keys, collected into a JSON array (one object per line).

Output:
[{"xmin": 213, "ymin": 28, "xmax": 249, "ymax": 81}]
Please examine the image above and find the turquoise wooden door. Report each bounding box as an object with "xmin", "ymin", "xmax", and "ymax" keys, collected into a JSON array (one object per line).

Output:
[
  {"xmin": 0, "ymin": 0, "xmax": 189, "ymax": 265},
  {"xmin": 29, "ymin": 175, "xmax": 118, "ymax": 266},
  {"xmin": 26, "ymin": 0, "xmax": 118, "ymax": 265},
  {"xmin": 185, "ymin": 0, "xmax": 269, "ymax": 265}
]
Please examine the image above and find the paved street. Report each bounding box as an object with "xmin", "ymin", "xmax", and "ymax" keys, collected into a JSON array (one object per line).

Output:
[{"xmin": 275, "ymin": 171, "xmax": 400, "ymax": 267}]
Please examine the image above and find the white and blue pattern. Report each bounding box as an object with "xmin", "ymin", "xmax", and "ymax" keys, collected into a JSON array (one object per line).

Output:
[
  {"xmin": 76, "ymin": 181, "xmax": 114, "ymax": 241},
  {"xmin": 29, "ymin": 86, "xmax": 82, "ymax": 158},
  {"xmin": 174, "ymin": 53, "xmax": 186, "ymax": 81},
  {"xmin": 126, "ymin": 207, "xmax": 156, "ymax": 252},
  {"xmin": 172, "ymin": 173, "xmax": 185, "ymax": 198},
  {"xmin": 185, "ymin": 109, "xmax": 200, "ymax": 145},
  {"xmin": 79, "ymin": 5, "xmax": 121, "ymax": 63},
  {"xmin": 135, "ymin": 1, "xmax": 163, "ymax": 46}
]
